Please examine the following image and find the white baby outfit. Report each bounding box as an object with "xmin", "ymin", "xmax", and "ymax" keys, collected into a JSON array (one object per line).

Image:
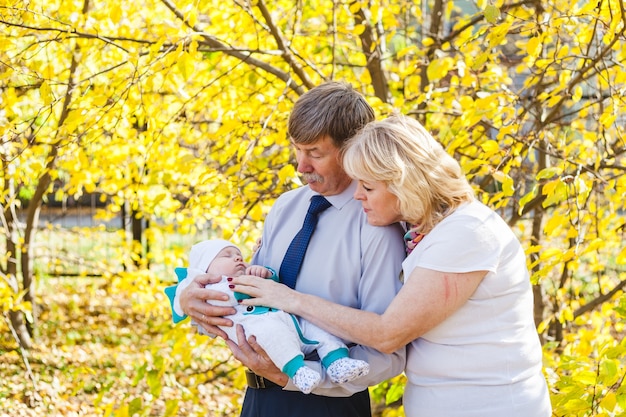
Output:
[{"xmin": 169, "ymin": 239, "xmax": 369, "ymax": 394}]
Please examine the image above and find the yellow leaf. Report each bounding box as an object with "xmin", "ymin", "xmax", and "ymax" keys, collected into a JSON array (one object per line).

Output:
[
  {"xmin": 537, "ymin": 317, "xmax": 551, "ymax": 334},
  {"xmin": 426, "ymin": 60, "xmax": 441, "ymax": 81},
  {"xmin": 536, "ymin": 167, "xmax": 562, "ymax": 180},
  {"xmin": 349, "ymin": 1, "xmax": 363, "ymax": 13},
  {"xmin": 571, "ymin": 85, "xmax": 583, "ymax": 103},
  {"xmin": 540, "ymin": 247, "xmax": 562, "ymax": 261},
  {"xmin": 110, "ymin": 5, "xmax": 122, "ymax": 23},
  {"xmin": 556, "ymin": 44, "xmax": 570, "ymax": 59},
  {"xmin": 484, "ymin": 5, "xmax": 500, "ymax": 24},
  {"xmin": 471, "ymin": 52, "xmax": 489, "ymax": 70},
  {"xmin": 562, "ymin": 306, "xmax": 573, "ymax": 322},
  {"xmin": 396, "ymin": 45, "xmax": 417, "ymax": 59},
  {"xmin": 547, "ymin": 94, "xmax": 561, "ymax": 107},
  {"xmin": 177, "ymin": 52, "xmax": 194, "ymax": 81},
  {"xmin": 518, "ymin": 186, "xmax": 538, "ymax": 214},
  {"xmin": 599, "ymin": 359, "xmax": 619, "ymax": 387},
  {"xmin": 542, "ymin": 180, "xmax": 568, "ymax": 207},
  {"xmin": 185, "ymin": 7, "xmax": 197, "ymax": 27},
  {"xmin": 584, "ymin": 238, "xmax": 604, "ymax": 253},
  {"xmin": 248, "ymin": 204, "xmax": 263, "ymax": 221},
  {"xmin": 616, "ymin": 245, "xmax": 626, "ymax": 265},
  {"xmin": 462, "ymin": 159, "xmax": 490, "ymax": 171},
  {"xmin": 492, "ymin": 171, "xmax": 514, "ymax": 196},
  {"xmin": 543, "ymin": 214, "xmax": 562, "ymax": 236},
  {"xmin": 40, "ymin": 81, "xmax": 54, "ymax": 105},
  {"xmin": 480, "ymin": 140, "xmax": 499, "ymax": 154},
  {"xmin": 573, "ymin": 370, "xmax": 597, "ymax": 385},
  {"xmin": 278, "ymin": 164, "xmax": 295, "ymax": 185},
  {"xmin": 563, "ymin": 399, "xmax": 591, "ymax": 412},
  {"xmin": 599, "ymin": 392, "xmax": 617, "ymax": 412},
  {"xmin": 488, "ymin": 22, "xmax": 510, "ymax": 48},
  {"xmin": 599, "ymin": 111, "xmax": 616, "ymax": 128},
  {"xmin": 526, "ymin": 37, "xmax": 542, "ymax": 58},
  {"xmin": 566, "ymin": 225, "xmax": 579, "ymax": 239}
]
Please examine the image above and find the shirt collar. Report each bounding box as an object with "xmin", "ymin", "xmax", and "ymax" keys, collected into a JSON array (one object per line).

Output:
[{"xmin": 311, "ymin": 180, "xmax": 356, "ymax": 210}]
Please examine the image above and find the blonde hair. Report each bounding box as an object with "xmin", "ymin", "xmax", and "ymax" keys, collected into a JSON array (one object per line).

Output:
[{"xmin": 342, "ymin": 114, "xmax": 474, "ymax": 234}]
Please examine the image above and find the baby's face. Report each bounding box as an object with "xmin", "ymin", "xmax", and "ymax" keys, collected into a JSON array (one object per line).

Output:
[{"xmin": 207, "ymin": 246, "xmax": 248, "ymax": 277}]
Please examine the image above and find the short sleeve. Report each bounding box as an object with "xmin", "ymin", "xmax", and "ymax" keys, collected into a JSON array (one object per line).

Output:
[{"xmin": 414, "ymin": 215, "xmax": 500, "ymax": 274}]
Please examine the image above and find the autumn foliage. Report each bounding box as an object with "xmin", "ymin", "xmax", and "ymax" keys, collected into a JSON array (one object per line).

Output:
[{"xmin": 1, "ymin": 0, "xmax": 625, "ymax": 415}]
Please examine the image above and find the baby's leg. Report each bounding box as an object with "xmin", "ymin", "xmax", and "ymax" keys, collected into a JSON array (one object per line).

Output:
[
  {"xmin": 298, "ymin": 319, "xmax": 370, "ymax": 384},
  {"xmin": 241, "ymin": 312, "xmax": 321, "ymax": 393}
]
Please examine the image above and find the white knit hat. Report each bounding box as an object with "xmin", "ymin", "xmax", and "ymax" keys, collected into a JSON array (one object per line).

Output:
[{"xmin": 189, "ymin": 239, "xmax": 237, "ymax": 272}]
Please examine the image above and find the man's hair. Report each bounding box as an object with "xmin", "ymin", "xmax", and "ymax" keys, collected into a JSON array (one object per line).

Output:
[{"xmin": 288, "ymin": 81, "xmax": 375, "ymax": 148}]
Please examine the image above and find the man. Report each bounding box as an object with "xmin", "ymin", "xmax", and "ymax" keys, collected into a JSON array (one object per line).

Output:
[{"xmin": 175, "ymin": 81, "xmax": 406, "ymax": 417}]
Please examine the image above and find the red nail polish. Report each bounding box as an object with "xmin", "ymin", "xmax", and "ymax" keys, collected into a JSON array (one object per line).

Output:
[
  {"xmin": 227, "ymin": 277, "xmax": 233, "ymax": 282},
  {"xmin": 229, "ymin": 284, "xmax": 235, "ymax": 289}
]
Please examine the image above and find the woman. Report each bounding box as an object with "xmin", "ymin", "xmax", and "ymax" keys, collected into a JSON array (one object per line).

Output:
[{"xmin": 232, "ymin": 114, "xmax": 552, "ymax": 416}]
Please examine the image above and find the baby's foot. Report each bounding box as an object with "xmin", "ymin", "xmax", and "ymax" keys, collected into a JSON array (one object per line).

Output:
[
  {"xmin": 327, "ymin": 357, "xmax": 370, "ymax": 384},
  {"xmin": 292, "ymin": 366, "xmax": 321, "ymax": 394}
]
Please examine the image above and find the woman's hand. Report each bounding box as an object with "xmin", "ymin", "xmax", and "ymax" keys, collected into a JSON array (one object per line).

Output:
[{"xmin": 231, "ymin": 275, "xmax": 299, "ymax": 313}]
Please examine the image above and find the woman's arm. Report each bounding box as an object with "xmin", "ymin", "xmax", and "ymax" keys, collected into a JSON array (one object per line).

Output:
[{"xmin": 232, "ymin": 267, "xmax": 486, "ymax": 353}]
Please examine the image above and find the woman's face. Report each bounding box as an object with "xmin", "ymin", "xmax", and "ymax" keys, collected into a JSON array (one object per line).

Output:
[{"xmin": 353, "ymin": 179, "xmax": 403, "ymax": 226}]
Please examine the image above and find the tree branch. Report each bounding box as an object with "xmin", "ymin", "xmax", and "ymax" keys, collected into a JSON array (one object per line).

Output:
[
  {"xmin": 574, "ymin": 278, "xmax": 626, "ymax": 318},
  {"xmin": 353, "ymin": 3, "xmax": 389, "ymax": 102},
  {"xmin": 0, "ymin": 19, "xmax": 134, "ymax": 52},
  {"xmin": 158, "ymin": 0, "xmax": 305, "ymax": 95},
  {"xmin": 255, "ymin": 0, "xmax": 315, "ymax": 89}
]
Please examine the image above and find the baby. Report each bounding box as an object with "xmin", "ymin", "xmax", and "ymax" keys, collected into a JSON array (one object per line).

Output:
[{"xmin": 164, "ymin": 239, "xmax": 369, "ymax": 394}]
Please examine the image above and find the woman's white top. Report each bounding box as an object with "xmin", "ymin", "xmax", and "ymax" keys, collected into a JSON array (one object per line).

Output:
[{"xmin": 402, "ymin": 200, "xmax": 551, "ymax": 417}]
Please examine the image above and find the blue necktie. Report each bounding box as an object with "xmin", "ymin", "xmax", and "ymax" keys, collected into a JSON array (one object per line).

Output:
[{"xmin": 279, "ymin": 195, "xmax": 332, "ymax": 289}]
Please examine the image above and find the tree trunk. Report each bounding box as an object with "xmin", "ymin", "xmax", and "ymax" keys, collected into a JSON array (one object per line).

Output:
[
  {"xmin": 354, "ymin": 6, "xmax": 389, "ymax": 103},
  {"xmin": 2, "ymin": 193, "xmax": 33, "ymax": 349},
  {"xmin": 132, "ymin": 210, "xmax": 145, "ymax": 268},
  {"xmin": 9, "ymin": 310, "xmax": 33, "ymax": 349}
]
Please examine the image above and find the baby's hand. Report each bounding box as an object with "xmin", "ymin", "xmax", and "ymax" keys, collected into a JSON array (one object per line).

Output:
[{"xmin": 246, "ymin": 265, "xmax": 271, "ymax": 278}]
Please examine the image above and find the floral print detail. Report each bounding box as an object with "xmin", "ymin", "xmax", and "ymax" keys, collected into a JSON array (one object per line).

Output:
[
  {"xmin": 293, "ymin": 366, "xmax": 321, "ymax": 394},
  {"xmin": 404, "ymin": 226, "xmax": 425, "ymax": 254},
  {"xmin": 327, "ymin": 357, "xmax": 370, "ymax": 384}
]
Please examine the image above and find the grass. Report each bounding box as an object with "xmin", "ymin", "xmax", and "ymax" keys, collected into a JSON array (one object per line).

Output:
[
  {"xmin": 0, "ymin": 275, "xmax": 245, "ymax": 417},
  {"xmin": 2, "ymin": 222, "xmax": 402, "ymax": 416}
]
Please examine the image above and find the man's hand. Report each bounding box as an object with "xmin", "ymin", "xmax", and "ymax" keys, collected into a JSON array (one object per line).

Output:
[
  {"xmin": 226, "ymin": 324, "xmax": 289, "ymax": 387},
  {"xmin": 180, "ymin": 273, "xmax": 237, "ymax": 339}
]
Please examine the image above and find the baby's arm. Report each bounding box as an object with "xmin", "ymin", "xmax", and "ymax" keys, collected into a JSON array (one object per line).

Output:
[
  {"xmin": 246, "ymin": 265, "xmax": 272, "ymax": 278},
  {"xmin": 233, "ymin": 267, "xmax": 278, "ymax": 303}
]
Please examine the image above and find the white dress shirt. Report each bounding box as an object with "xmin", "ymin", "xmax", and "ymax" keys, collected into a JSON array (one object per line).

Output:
[{"xmin": 252, "ymin": 181, "xmax": 407, "ymax": 396}]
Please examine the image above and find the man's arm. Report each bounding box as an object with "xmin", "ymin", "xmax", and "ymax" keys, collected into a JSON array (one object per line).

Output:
[
  {"xmin": 233, "ymin": 222, "xmax": 408, "ymax": 395},
  {"xmin": 296, "ymin": 222, "xmax": 407, "ymax": 395}
]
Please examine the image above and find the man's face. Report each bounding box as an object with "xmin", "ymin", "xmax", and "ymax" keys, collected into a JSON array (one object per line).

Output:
[
  {"xmin": 207, "ymin": 247, "xmax": 248, "ymax": 277},
  {"xmin": 292, "ymin": 135, "xmax": 352, "ymax": 196}
]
